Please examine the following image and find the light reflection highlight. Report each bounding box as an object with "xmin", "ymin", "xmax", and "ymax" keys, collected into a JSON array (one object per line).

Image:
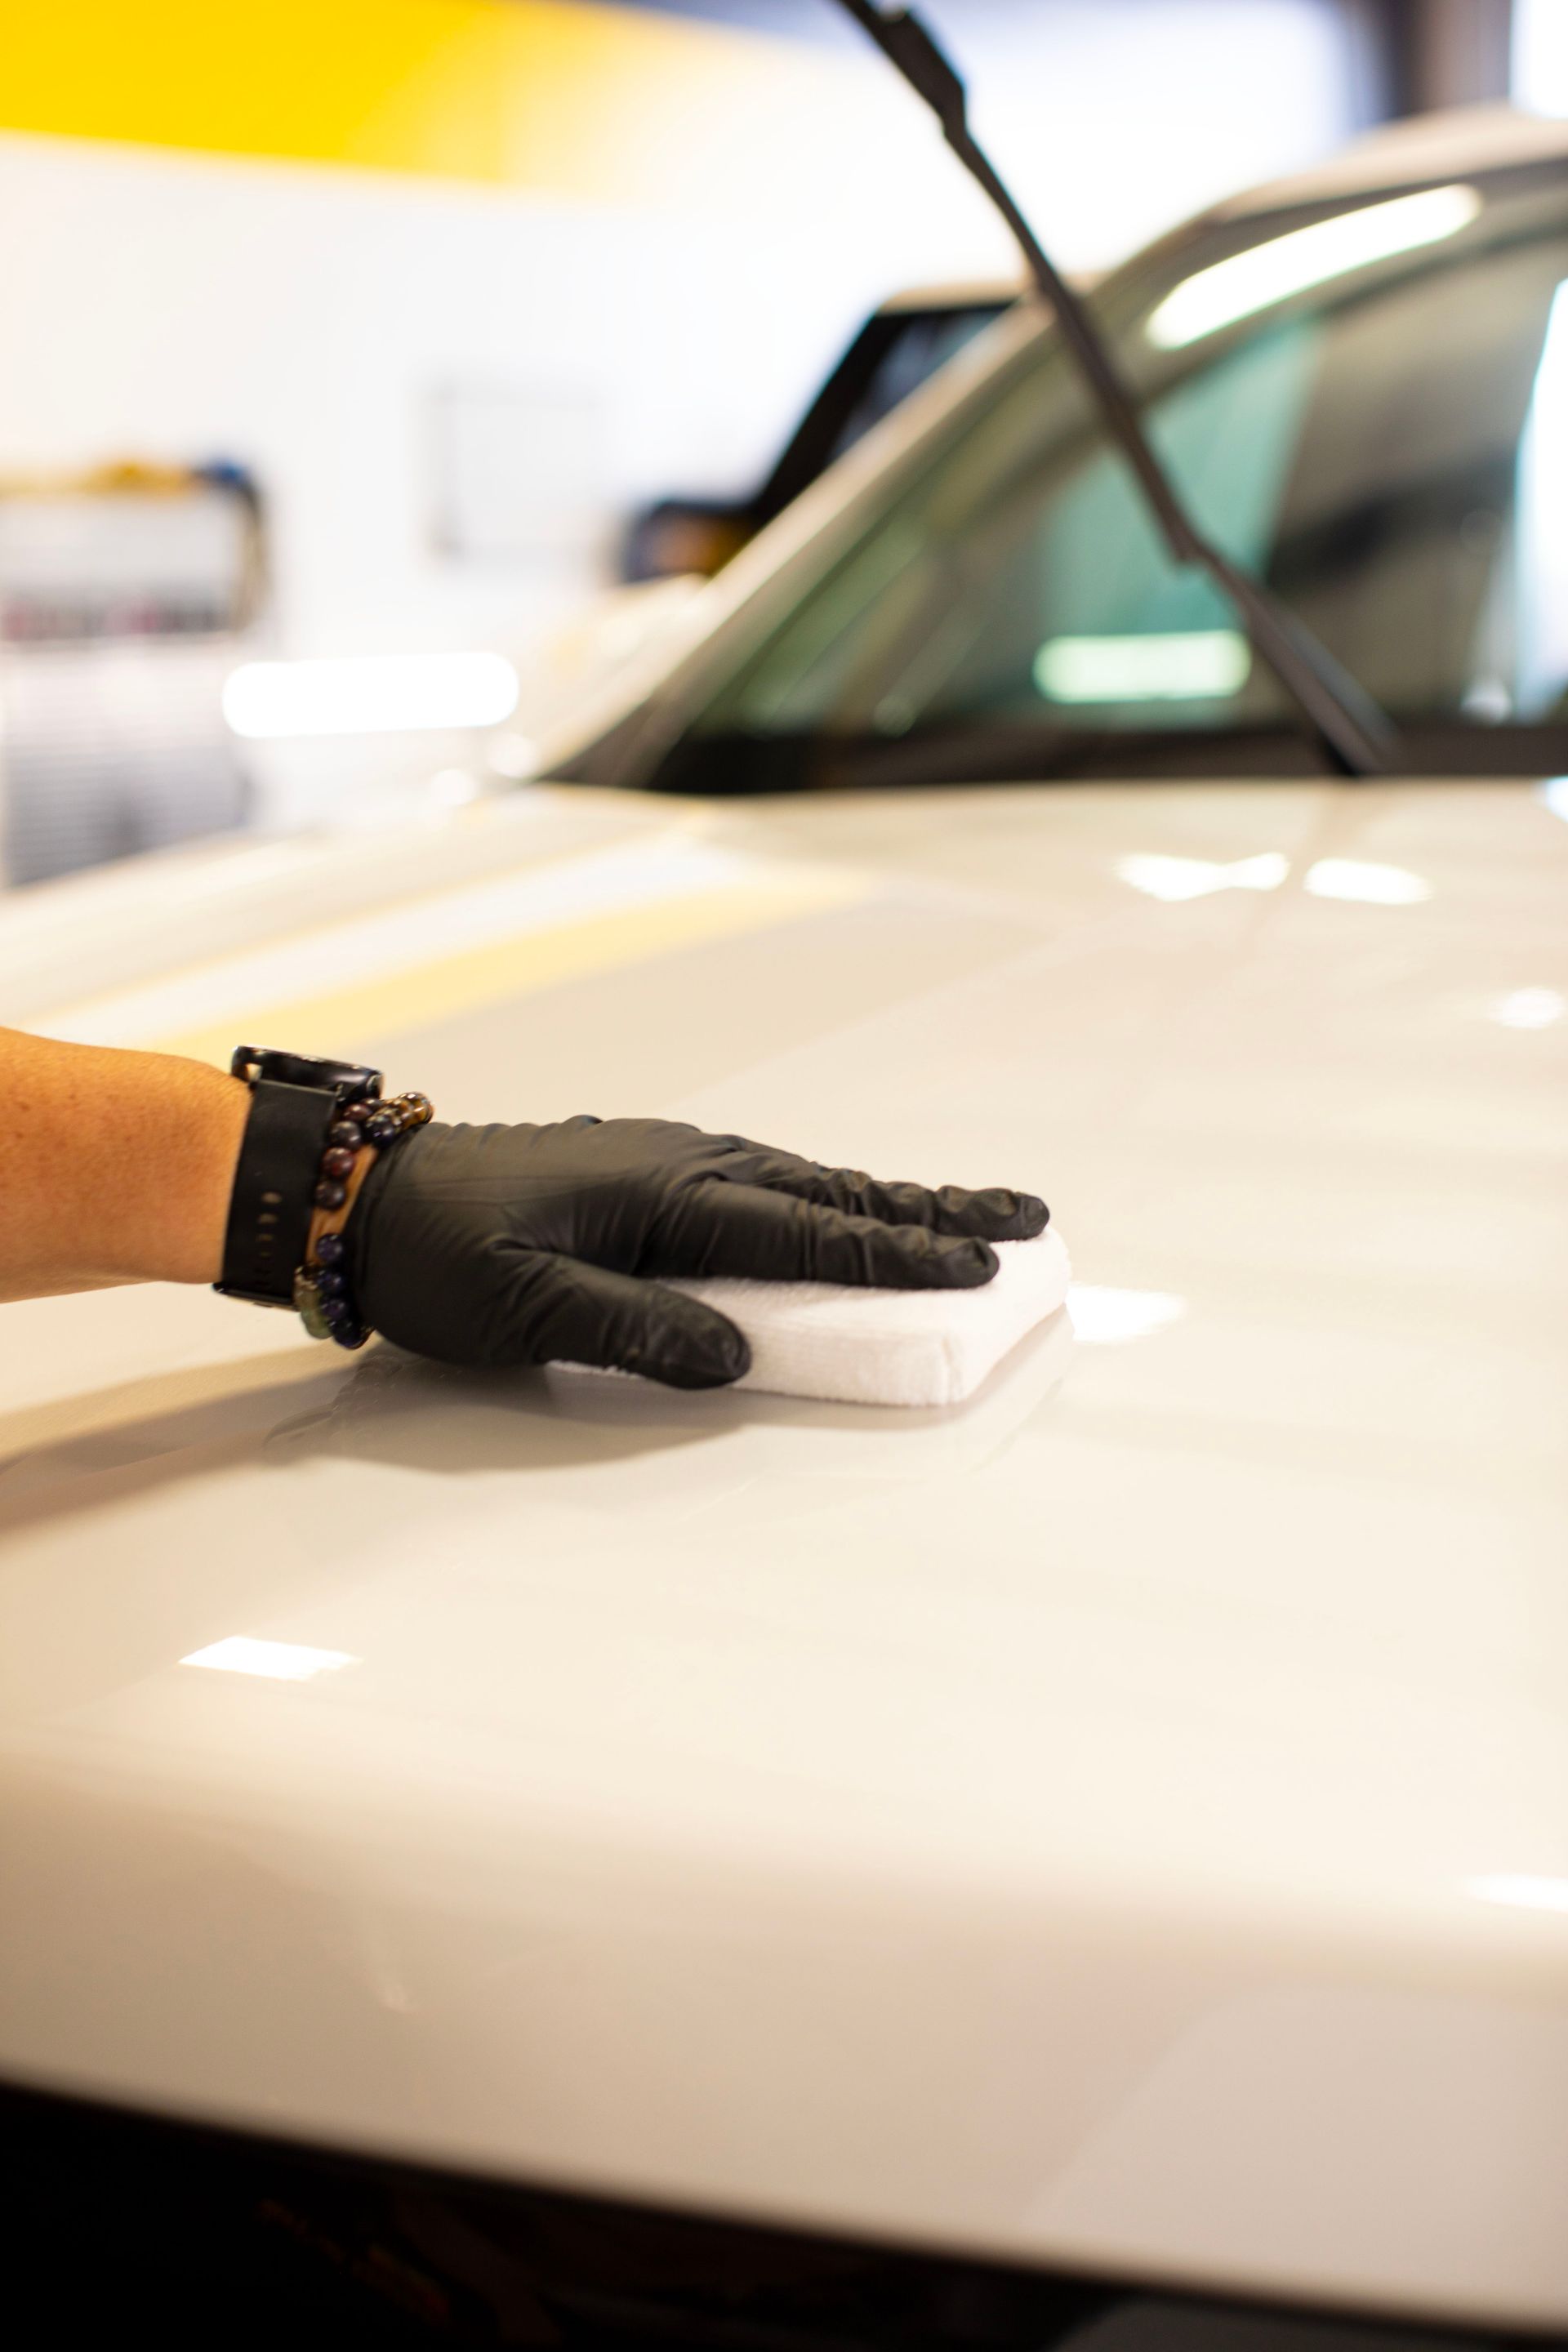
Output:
[
  {"xmin": 1067, "ymin": 1285, "xmax": 1187, "ymax": 1345},
  {"xmin": 1490, "ymin": 987, "xmax": 1564, "ymax": 1030},
  {"xmin": 1303, "ymin": 858, "xmax": 1432, "ymax": 906},
  {"xmin": 488, "ymin": 731, "xmax": 541, "ymax": 780},
  {"xmin": 1147, "ymin": 185, "xmax": 1481, "ymax": 350},
  {"xmin": 1036, "ymin": 630, "xmax": 1250, "ymax": 703},
  {"xmin": 1118, "ymin": 850, "xmax": 1288, "ymax": 902},
  {"xmin": 224, "ymin": 653, "xmax": 518, "ymax": 739},
  {"xmin": 1465, "ymin": 1873, "xmax": 1568, "ymax": 1916},
  {"xmin": 428, "ymin": 767, "xmax": 482, "ymax": 808},
  {"xmin": 180, "ymin": 1636, "xmax": 359, "ymax": 1682}
]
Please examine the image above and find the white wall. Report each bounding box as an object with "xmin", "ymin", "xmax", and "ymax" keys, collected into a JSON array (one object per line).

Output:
[
  {"xmin": 921, "ymin": 0, "xmax": 1383, "ymax": 269},
  {"xmin": 1514, "ymin": 0, "xmax": 1568, "ymax": 113}
]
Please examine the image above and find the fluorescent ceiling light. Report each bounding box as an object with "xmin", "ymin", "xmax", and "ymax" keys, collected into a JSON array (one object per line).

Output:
[
  {"xmin": 1067, "ymin": 1285, "xmax": 1187, "ymax": 1345},
  {"xmin": 1036, "ymin": 630, "xmax": 1250, "ymax": 703},
  {"xmin": 1147, "ymin": 184, "xmax": 1481, "ymax": 350},
  {"xmin": 1303, "ymin": 858, "xmax": 1432, "ymax": 906},
  {"xmin": 1490, "ymin": 987, "xmax": 1565, "ymax": 1029},
  {"xmin": 180, "ymin": 1635, "xmax": 359, "ymax": 1682},
  {"xmin": 1118, "ymin": 850, "xmax": 1288, "ymax": 902},
  {"xmin": 224, "ymin": 653, "xmax": 518, "ymax": 739},
  {"xmin": 1465, "ymin": 1873, "xmax": 1568, "ymax": 1915}
]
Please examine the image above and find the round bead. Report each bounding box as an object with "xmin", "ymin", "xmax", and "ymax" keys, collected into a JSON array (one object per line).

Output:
[
  {"xmin": 314, "ymin": 1230, "xmax": 345, "ymax": 1265},
  {"xmin": 320, "ymin": 1146, "xmax": 357, "ymax": 1180},
  {"xmin": 401, "ymin": 1093, "xmax": 431, "ymax": 1119},
  {"xmin": 341, "ymin": 1100, "xmax": 376, "ymax": 1127},
  {"xmin": 327, "ymin": 1120, "xmax": 363, "ymax": 1152},
  {"xmin": 315, "ymin": 1268, "xmax": 346, "ymax": 1298},
  {"xmin": 336, "ymin": 1322, "xmax": 369, "ymax": 1350},
  {"xmin": 314, "ymin": 1178, "xmax": 347, "ymax": 1210},
  {"xmin": 364, "ymin": 1114, "xmax": 399, "ymax": 1146}
]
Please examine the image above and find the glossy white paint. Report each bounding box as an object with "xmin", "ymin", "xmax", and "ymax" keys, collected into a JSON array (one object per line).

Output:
[{"xmin": 2, "ymin": 773, "xmax": 1566, "ymax": 2333}]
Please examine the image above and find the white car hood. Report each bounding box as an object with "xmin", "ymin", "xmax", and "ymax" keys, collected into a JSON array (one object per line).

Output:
[{"xmin": 2, "ymin": 776, "xmax": 1566, "ymax": 2332}]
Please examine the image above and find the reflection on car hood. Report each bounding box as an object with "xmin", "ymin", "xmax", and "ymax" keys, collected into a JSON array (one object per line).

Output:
[{"xmin": 2, "ymin": 777, "xmax": 1567, "ymax": 2333}]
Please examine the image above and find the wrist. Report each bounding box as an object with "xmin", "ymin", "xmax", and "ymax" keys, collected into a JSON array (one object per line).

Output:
[
  {"xmin": 185, "ymin": 1071, "xmax": 254, "ymax": 1285},
  {"xmin": 209, "ymin": 1041, "xmax": 431, "ymax": 1348},
  {"xmin": 214, "ymin": 1049, "xmax": 385, "ymax": 1309},
  {"xmin": 294, "ymin": 1101, "xmax": 430, "ymax": 1349},
  {"xmin": 104, "ymin": 1051, "xmax": 248, "ymax": 1287}
]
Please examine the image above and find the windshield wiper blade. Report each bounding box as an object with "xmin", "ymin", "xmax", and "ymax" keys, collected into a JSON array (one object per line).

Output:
[{"xmin": 832, "ymin": 0, "xmax": 1397, "ymax": 778}]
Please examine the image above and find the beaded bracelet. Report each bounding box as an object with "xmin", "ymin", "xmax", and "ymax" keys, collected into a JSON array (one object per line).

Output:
[{"xmin": 293, "ymin": 1089, "xmax": 434, "ymax": 1349}]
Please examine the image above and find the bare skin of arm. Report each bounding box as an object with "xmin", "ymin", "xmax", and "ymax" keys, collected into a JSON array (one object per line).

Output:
[{"xmin": 0, "ymin": 1027, "xmax": 250, "ymax": 1301}]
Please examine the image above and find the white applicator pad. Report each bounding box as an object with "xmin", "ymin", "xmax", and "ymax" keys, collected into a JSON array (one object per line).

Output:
[{"xmin": 662, "ymin": 1226, "xmax": 1071, "ymax": 1408}]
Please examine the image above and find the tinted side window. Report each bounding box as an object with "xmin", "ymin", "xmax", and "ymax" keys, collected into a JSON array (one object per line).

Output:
[{"xmin": 825, "ymin": 305, "xmax": 1010, "ymax": 466}]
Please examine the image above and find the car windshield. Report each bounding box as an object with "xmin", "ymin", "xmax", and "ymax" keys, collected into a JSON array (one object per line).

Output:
[{"xmin": 641, "ymin": 163, "xmax": 1568, "ymax": 787}]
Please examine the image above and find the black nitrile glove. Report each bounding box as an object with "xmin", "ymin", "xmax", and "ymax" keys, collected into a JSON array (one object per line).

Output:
[{"xmin": 345, "ymin": 1116, "xmax": 1048, "ymax": 1387}]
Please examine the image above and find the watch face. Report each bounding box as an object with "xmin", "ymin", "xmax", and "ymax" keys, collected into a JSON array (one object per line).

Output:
[{"xmin": 229, "ymin": 1046, "xmax": 383, "ymax": 1100}]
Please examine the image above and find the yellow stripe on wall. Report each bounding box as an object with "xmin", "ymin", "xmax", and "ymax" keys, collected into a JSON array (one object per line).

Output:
[{"xmin": 0, "ymin": 0, "xmax": 782, "ymax": 202}]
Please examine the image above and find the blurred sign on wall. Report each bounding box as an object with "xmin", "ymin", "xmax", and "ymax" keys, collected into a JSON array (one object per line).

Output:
[
  {"xmin": 430, "ymin": 381, "xmax": 608, "ymax": 561},
  {"xmin": 0, "ymin": 469, "xmax": 260, "ymax": 882}
]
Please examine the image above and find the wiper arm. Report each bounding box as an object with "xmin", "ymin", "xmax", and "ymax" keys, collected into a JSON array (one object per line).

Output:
[{"xmin": 832, "ymin": 0, "xmax": 1396, "ymax": 778}]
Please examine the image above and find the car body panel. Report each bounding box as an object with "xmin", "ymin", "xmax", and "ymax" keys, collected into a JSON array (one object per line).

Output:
[{"xmin": 2, "ymin": 773, "xmax": 1567, "ymax": 2332}]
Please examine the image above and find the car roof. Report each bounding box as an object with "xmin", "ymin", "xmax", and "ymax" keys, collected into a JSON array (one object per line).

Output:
[
  {"xmin": 1221, "ymin": 100, "xmax": 1568, "ymax": 216},
  {"xmin": 876, "ymin": 278, "xmax": 1028, "ymax": 312},
  {"xmin": 874, "ymin": 105, "xmax": 1568, "ymax": 316}
]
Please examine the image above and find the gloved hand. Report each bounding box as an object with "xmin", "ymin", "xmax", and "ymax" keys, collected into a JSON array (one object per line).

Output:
[{"xmin": 345, "ymin": 1116, "xmax": 1047, "ymax": 1387}]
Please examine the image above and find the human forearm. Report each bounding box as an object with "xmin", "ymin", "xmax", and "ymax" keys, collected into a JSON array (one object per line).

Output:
[{"xmin": 0, "ymin": 1028, "xmax": 248, "ymax": 1299}]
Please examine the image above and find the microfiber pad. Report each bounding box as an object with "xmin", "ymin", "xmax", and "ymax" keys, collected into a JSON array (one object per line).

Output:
[{"xmin": 662, "ymin": 1227, "xmax": 1071, "ymax": 1408}]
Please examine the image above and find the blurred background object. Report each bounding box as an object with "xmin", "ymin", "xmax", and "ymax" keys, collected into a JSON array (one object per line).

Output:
[
  {"xmin": 0, "ymin": 462, "xmax": 261, "ymax": 883},
  {"xmin": 619, "ymin": 282, "xmax": 1022, "ymax": 583},
  {"xmin": 0, "ymin": 0, "xmax": 1553, "ymax": 879}
]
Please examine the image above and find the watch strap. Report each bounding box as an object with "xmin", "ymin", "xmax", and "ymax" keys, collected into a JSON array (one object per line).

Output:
[
  {"xmin": 229, "ymin": 1044, "xmax": 381, "ymax": 1098},
  {"xmin": 216, "ymin": 1080, "xmax": 339, "ymax": 1306}
]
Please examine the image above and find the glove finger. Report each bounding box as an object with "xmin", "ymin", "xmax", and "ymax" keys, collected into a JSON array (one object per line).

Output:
[
  {"xmin": 723, "ymin": 1151, "xmax": 1047, "ymax": 1240},
  {"xmin": 491, "ymin": 1250, "xmax": 749, "ymax": 1388},
  {"xmin": 658, "ymin": 1181, "xmax": 999, "ymax": 1290}
]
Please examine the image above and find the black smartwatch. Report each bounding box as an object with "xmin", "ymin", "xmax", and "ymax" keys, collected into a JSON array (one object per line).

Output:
[{"xmin": 216, "ymin": 1045, "xmax": 383, "ymax": 1307}]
